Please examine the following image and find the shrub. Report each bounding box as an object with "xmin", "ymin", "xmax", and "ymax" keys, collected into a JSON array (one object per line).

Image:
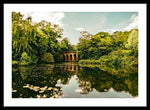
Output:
[
  {"xmin": 41, "ymin": 53, "xmax": 55, "ymax": 63},
  {"xmin": 19, "ymin": 52, "xmax": 32, "ymax": 66}
]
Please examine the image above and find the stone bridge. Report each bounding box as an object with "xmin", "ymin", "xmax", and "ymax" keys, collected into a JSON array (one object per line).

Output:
[{"xmin": 61, "ymin": 51, "xmax": 78, "ymax": 62}]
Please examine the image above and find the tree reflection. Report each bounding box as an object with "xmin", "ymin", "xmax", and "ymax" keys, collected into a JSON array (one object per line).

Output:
[
  {"xmin": 77, "ymin": 65, "xmax": 138, "ymax": 97},
  {"xmin": 78, "ymin": 80, "xmax": 93, "ymax": 94},
  {"xmin": 12, "ymin": 63, "xmax": 138, "ymax": 98},
  {"xmin": 19, "ymin": 66, "xmax": 31, "ymax": 80},
  {"xmin": 12, "ymin": 64, "xmax": 74, "ymax": 98}
]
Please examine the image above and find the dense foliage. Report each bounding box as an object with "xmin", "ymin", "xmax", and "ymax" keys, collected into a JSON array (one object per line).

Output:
[
  {"xmin": 41, "ymin": 53, "xmax": 55, "ymax": 63},
  {"xmin": 12, "ymin": 12, "xmax": 76, "ymax": 65},
  {"xmin": 12, "ymin": 12, "xmax": 138, "ymax": 68},
  {"xmin": 77, "ymin": 29, "xmax": 138, "ymax": 67},
  {"xmin": 19, "ymin": 52, "xmax": 32, "ymax": 66}
]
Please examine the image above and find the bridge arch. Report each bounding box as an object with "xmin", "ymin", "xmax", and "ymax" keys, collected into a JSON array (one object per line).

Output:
[{"xmin": 61, "ymin": 51, "xmax": 78, "ymax": 62}]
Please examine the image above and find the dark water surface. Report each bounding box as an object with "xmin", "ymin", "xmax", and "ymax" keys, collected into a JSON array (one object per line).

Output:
[{"xmin": 12, "ymin": 62, "xmax": 138, "ymax": 98}]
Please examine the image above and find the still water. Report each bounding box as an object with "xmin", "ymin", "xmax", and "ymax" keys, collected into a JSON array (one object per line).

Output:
[{"xmin": 12, "ymin": 62, "xmax": 138, "ymax": 98}]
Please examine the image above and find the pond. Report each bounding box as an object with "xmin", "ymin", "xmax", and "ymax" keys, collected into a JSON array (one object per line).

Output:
[{"xmin": 12, "ymin": 62, "xmax": 138, "ymax": 98}]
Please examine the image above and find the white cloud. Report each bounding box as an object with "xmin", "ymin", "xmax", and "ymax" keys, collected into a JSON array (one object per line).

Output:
[
  {"xmin": 106, "ymin": 29, "xmax": 117, "ymax": 34},
  {"xmin": 124, "ymin": 14, "xmax": 138, "ymax": 31},
  {"xmin": 106, "ymin": 14, "xmax": 138, "ymax": 34},
  {"xmin": 75, "ymin": 27, "xmax": 84, "ymax": 31},
  {"xmin": 19, "ymin": 11, "xmax": 65, "ymax": 27},
  {"xmin": 130, "ymin": 14, "xmax": 137, "ymax": 22},
  {"xmin": 50, "ymin": 12, "xmax": 65, "ymax": 27}
]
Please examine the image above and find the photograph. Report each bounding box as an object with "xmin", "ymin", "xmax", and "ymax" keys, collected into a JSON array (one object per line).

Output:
[
  {"xmin": 11, "ymin": 11, "xmax": 138, "ymax": 98},
  {"xmin": 4, "ymin": 4, "xmax": 147, "ymax": 106}
]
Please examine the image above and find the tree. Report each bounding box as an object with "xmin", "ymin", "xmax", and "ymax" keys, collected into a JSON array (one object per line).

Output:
[
  {"xmin": 12, "ymin": 12, "xmax": 37, "ymax": 53},
  {"xmin": 19, "ymin": 52, "xmax": 32, "ymax": 65},
  {"xmin": 77, "ymin": 31, "xmax": 114, "ymax": 59},
  {"xmin": 125, "ymin": 29, "xmax": 138, "ymax": 50},
  {"xmin": 59, "ymin": 38, "xmax": 75, "ymax": 52},
  {"xmin": 125, "ymin": 29, "xmax": 138, "ymax": 57},
  {"xmin": 113, "ymin": 31, "xmax": 129, "ymax": 49},
  {"xmin": 79, "ymin": 31, "xmax": 93, "ymax": 40},
  {"xmin": 41, "ymin": 53, "xmax": 55, "ymax": 63},
  {"xmin": 12, "ymin": 12, "xmax": 64, "ymax": 63},
  {"xmin": 77, "ymin": 31, "xmax": 92, "ymax": 59}
]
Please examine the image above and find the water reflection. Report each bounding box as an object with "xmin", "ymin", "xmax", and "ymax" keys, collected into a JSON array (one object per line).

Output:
[
  {"xmin": 56, "ymin": 62, "xmax": 79, "ymax": 72},
  {"xmin": 12, "ymin": 62, "xmax": 138, "ymax": 98}
]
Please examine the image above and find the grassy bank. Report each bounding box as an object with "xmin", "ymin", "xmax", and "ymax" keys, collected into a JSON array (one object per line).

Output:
[{"xmin": 78, "ymin": 49, "xmax": 138, "ymax": 68}]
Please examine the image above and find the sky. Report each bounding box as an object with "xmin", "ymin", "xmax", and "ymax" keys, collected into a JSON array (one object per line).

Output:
[{"xmin": 20, "ymin": 12, "xmax": 138, "ymax": 45}]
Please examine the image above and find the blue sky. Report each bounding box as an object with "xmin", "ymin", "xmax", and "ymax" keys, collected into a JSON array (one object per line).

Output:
[
  {"xmin": 61, "ymin": 12, "xmax": 138, "ymax": 45},
  {"xmin": 21, "ymin": 11, "xmax": 138, "ymax": 45}
]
